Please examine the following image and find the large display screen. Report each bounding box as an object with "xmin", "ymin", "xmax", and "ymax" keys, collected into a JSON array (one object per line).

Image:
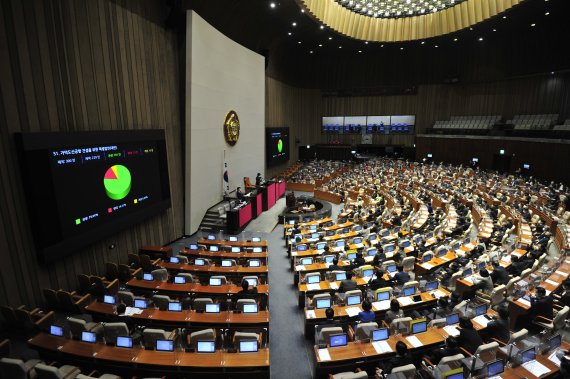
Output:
[
  {"xmin": 322, "ymin": 115, "xmax": 415, "ymax": 134},
  {"xmin": 17, "ymin": 130, "xmax": 171, "ymax": 262},
  {"xmin": 266, "ymin": 127, "xmax": 289, "ymax": 166}
]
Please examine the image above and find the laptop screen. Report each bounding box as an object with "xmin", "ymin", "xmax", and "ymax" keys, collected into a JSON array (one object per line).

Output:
[
  {"xmin": 156, "ymin": 339, "xmax": 174, "ymax": 352},
  {"xmin": 367, "ymin": 249, "xmax": 377, "ymax": 256},
  {"xmin": 116, "ymin": 336, "xmax": 133, "ymax": 348},
  {"xmin": 329, "ymin": 334, "xmax": 348, "ymax": 347},
  {"xmin": 297, "ymin": 245, "xmax": 308, "ymax": 252},
  {"xmin": 174, "ymin": 276, "xmax": 186, "ymax": 284},
  {"xmin": 403, "ymin": 287, "xmax": 416, "ymax": 296},
  {"xmin": 143, "ymin": 273, "xmax": 153, "ymax": 281},
  {"xmin": 50, "ymin": 325, "xmax": 63, "ymax": 337},
  {"xmin": 372, "ymin": 328, "xmax": 389, "ymax": 341},
  {"xmin": 239, "ymin": 340, "xmax": 258, "ymax": 352},
  {"xmin": 385, "ymin": 245, "xmax": 395, "ymax": 253},
  {"xmin": 252, "ymin": 247, "xmax": 262, "ymax": 253},
  {"xmin": 169, "ymin": 257, "xmax": 179, "ymax": 264},
  {"xmin": 423, "ymin": 255, "xmax": 432, "ymax": 262},
  {"xmin": 252, "ymin": 237, "xmax": 261, "ymax": 242},
  {"xmin": 549, "ymin": 334, "xmax": 561, "ymax": 351},
  {"xmin": 189, "ymin": 244, "xmax": 198, "ymax": 250},
  {"xmin": 197, "ymin": 341, "xmax": 215, "ymax": 353},
  {"xmin": 335, "ymin": 272, "xmax": 347, "ymax": 281},
  {"xmin": 475, "ymin": 304, "xmax": 487, "ymax": 316},
  {"xmin": 354, "ymin": 225, "xmax": 362, "ymax": 231},
  {"xmin": 209, "ymin": 278, "xmax": 222, "ymax": 286},
  {"xmin": 316, "ymin": 298, "xmax": 331, "ymax": 309},
  {"xmin": 209, "ymin": 246, "xmax": 219, "ymax": 252},
  {"xmin": 310, "ymin": 225, "xmax": 317, "ymax": 231},
  {"xmin": 377, "ymin": 291, "xmax": 390, "ymax": 301},
  {"xmin": 207, "ymin": 234, "xmax": 216, "ymax": 240},
  {"xmin": 324, "ymin": 255, "xmax": 334, "ymax": 263},
  {"xmin": 103, "ymin": 295, "xmax": 116, "ymax": 304},
  {"xmin": 194, "ymin": 259, "xmax": 205, "ymax": 266},
  {"xmin": 438, "ymin": 249, "xmax": 447, "ymax": 257},
  {"xmin": 311, "ymin": 233, "xmax": 319, "ymax": 239},
  {"xmin": 521, "ymin": 347, "xmax": 536, "ymax": 363},
  {"xmin": 326, "ymin": 231, "xmax": 334, "ymax": 236},
  {"xmin": 81, "ymin": 331, "xmax": 96, "ymax": 343},
  {"xmin": 205, "ymin": 303, "xmax": 220, "ymax": 313},
  {"xmin": 134, "ymin": 299, "xmax": 147, "ymax": 309},
  {"xmin": 347, "ymin": 253, "xmax": 357, "ymax": 260},
  {"xmin": 362, "ymin": 269, "xmax": 374, "ymax": 277},
  {"xmin": 288, "ymin": 220, "xmax": 296, "ymax": 225},
  {"xmin": 243, "ymin": 304, "xmax": 258, "ymax": 313},
  {"xmin": 229, "ymin": 236, "xmax": 238, "ymax": 242},
  {"xmin": 444, "ymin": 373, "xmax": 464, "ymax": 379},
  {"xmin": 412, "ymin": 321, "xmax": 427, "ymax": 334},
  {"xmin": 401, "ymin": 241, "xmax": 411, "ymax": 247},
  {"xmin": 387, "ymin": 265, "xmax": 397, "ymax": 273},
  {"xmin": 307, "ymin": 275, "xmax": 320, "ymax": 284},
  {"xmin": 232, "ymin": 247, "xmax": 241, "ymax": 253},
  {"xmin": 317, "ymin": 242, "xmax": 327, "ymax": 250},
  {"xmin": 168, "ymin": 302, "xmax": 182, "ymax": 312},
  {"xmin": 446, "ymin": 313, "xmax": 460, "ymax": 325},
  {"xmin": 353, "ymin": 237, "xmax": 362, "ymax": 244},
  {"xmin": 425, "ymin": 281, "xmax": 438, "ymax": 291},
  {"xmin": 347, "ymin": 295, "xmax": 360, "ymax": 306},
  {"xmin": 487, "ymin": 360, "xmax": 504, "ymax": 376},
  {"xmin": 249, "ymin": 260, "xmax": 261, "ymax": 267},
  {"xmin": 301, "ymin": 258, "xmax": 313, "ymax": 265},
  {"xmin": 245, "ymin": 278, "xmax": 258, "ymax": 287},
  {"xmin": 463, "ymin": 268, "xmax": 473, "ymax": 277},
  {"xmin": 221, "ymin": 260, "xmax": 232, "ymax": 267},
  {"xmin": 336, "ymin": 240, "xmax": 345, "ymax": 247}
]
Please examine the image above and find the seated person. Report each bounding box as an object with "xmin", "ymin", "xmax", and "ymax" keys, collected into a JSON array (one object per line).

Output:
[
  {"xmin": 327, "ymin": 257, "xmax": 343, "ymax": 272},
  {"xmin": 353, "ymin": 251, "xmax": 366, "ymax": 267},
  {"xmin": 530, "ymin": 286, "xmax": 554, "ymax": 322},
  {"xmin": 472, "ymin": 268, "xmax": 493, "ymax": 294},
  {"xmin": 358, "ymin": 299, "xmax": 376, "ymax": 323},
  {"xmin": 456, "ymin": 316, "xmax": 483, "ymax": 355},
  {"xmin": 508, "ymin": 255, "xmax": 527, "ymax": 277},
  {"xmin": 384, "ymin": 299, "xmax": 404, "ymax": 323},
  {"xmin": 489, "ymin": 261, "xmax": 509, "ymax": 285},
  {"xmin": 480, "ymin": 305, "xmax": 510, "ymax": 344},
  {"xmin": 238, "ymin": 279, "xmax": 258, "ymax": 295},
  {"xmin": 368, "ymin": 268, "xmax": 392, "ymax": 291},
  {"xmin": 431, "ymin": 297, "xmax": 453, "ymax": 319},
  {"xmin": 338, "ymin": 271, "xmax": 358, "ymax": 294},
  {"xmin": 376, "ymin": 341, "xmax": 413, "ymax": 377},
  {"xmin": 393, "ymin": 265, "xmax": 410, "ymax": 286},
  {"xmin": 236, "ymin": 186, "xmax": 245, "ymax": 200},
  {"xmin": 555, "ymin": 279, "xmax": 570, "ymax": 307},
  {"xmin": 425, "ymin": 337, "xmax": 460, "ymax": 365}
]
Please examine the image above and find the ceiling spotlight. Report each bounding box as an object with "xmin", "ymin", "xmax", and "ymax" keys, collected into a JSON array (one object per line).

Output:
[
  {"xmin": 478, "ymin": 37, "xmax": 483, "ymax": 41},
  {"xmin": 328, "ymin": 37, "xmax": 332, "ymax": 40},
  {"xmin": 270, "ymin": 2, "xmax": 276, "ymax": 8},
  {"xmin": 310, "ymin": 50, "xmax": 313, "ymax": 53},
  {"xmin": 320, "ymin": 25, "xmax": 324, "ymax": 29},
  {"xmin": 292, "ymin": 22, "xmax": 297, "ymax": 26},
  {"xmin": 288, "ymin": 32, "xmax": 292, "ymax": 35},
  {"xmin": 381, "ymin": 44, "xmax": 384, "ymax": 47},
  {"xmin": 493, "ymin": 29, "xmax": 496, "ymax": 32},
  {"xmin": 301, "ymin": 9, "xmax": 305, "ymax": 13},
  {"xmin": 400, "ymin": 47, "xmax": 404, "ymax": 50},
  {"xmin": 339, "ymin": 46, "xmax": 342, "ymax": 48},
  {"xmin": 531, "ymin": 23, "xmax": 536, "ymax": 27},
  {"xmin": 298, "ymin": 41, "xmax": 302, "ymax": 44},
  {"xmin": 503, "ymin": 16, "xmax": 507, "ymax": 19},
  {"xmin": 551, "ymin": 71, "xmax": 555, "ymax": 75},
  {"xmin": 469, "ymin": 27, "xmax": 473, "ymax": 31},
  {"xmin": 453, "ymin": 38, "xmax": 458, "ymax": 41},
  {"xmin": 318, "ymin": 44, "xmax": 322, "ymax": 47},
  {"xmin": 364, "ymin": 41, "xmax": 369, "ymax": 44},
  {"xmin": 421, "ymin": 41, "xmax": 425, "ymax": 44},
  {"xmin": 545, "ymin": 12, "xmax": 550, "ymax": 16},
  {"xmin": 358, "ymin": 50, "xmax": 362, "ymax": 53},
  {"xmin": 435, "ymin": 45, "xmax": 439, "ymax": 48}
]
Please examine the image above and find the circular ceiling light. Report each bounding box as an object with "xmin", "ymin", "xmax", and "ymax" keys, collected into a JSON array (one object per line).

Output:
[{"xmin": 334, "ymin": 0, "xmax": 467, "ymax": 19}]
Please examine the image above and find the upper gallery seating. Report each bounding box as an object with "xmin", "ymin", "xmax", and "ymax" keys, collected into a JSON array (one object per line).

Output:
[
  {"xmin": 507, "ymin": 113, "xmax": 558, "ymax": 131},
  {"xmin": 433, "ymin": 115, "xmax": 501, "ymax": 131}
]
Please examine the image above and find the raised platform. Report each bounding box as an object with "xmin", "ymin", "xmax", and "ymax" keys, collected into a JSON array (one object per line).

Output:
[{"xmin": 278, "ymin": 196, "xmax": 332, "ymax": 223}]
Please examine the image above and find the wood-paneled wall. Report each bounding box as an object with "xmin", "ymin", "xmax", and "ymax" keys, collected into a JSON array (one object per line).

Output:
[{"xmin": 0, "ymin": 0, "xmax": 183, "ymax": 308}]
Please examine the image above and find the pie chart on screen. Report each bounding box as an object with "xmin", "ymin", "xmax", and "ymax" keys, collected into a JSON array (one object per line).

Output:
[{"xmin": 104, "ymin": 165, "xmax": 131, "ymax": 200}]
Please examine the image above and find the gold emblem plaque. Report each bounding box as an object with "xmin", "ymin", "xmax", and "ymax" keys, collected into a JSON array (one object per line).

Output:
[{"xmin": 224, "ymin": 110, "xmax": 240, "ymax": 146}]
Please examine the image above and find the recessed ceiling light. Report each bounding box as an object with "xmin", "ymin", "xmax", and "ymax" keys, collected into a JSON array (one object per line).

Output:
[
  {"xmin": 318, "ymin": 44, "xmax": 322, "ymax": 47},
  {"xmin": 435, "ymin": 45, "xmax": 438, "ymax": 48},
  {"xmin": 551, "ymin": 71, "xmax": 555, "ymax": 74},
  {"xmin": 320, "ymin": 25, "xmax": 324, "ymax": 29},
  {"xmin": 310, "ymin": 50, "xmax": 313, "ymax": 54},
  {"xmin": 328, "ymin": 37, "xmax": 332, "ymax": 40},
  {"xmin": 339, "ymin": 46, "xmax": 342, "ymax": 49},
  {"xmin": 301, "ymin": 9, "xmax": 305, "ymax": 13},
  {"xmin": 381, "ymin": 44, "xmax": 384, "ymax": 47},
  {"xmin": 469, "ymin": 27, "xmax": 473, "ymax": 31},
  {"xmin": 503, "ymin": 16, "xmax": 507, "ymax": 19},
  {"xmin": 493, "ymin": 29, "xmax": 496, "ymax": 32},
  {"xmin": 531, "ymin": 23, "xmax": 536, "ymax": 27},
  {"xmin": 545, "ymin": 12, "xmax": 550, "ymax": 16},
  {"xmin": 358, "ymin": 50, "xmax": 362, "ymax": 53},
  {"xmin": 292, "ymin": 22, "xmax": 297, "ymax": 26},
  {"xmin": 421, "ymin": 41, "xmax": 425, "ymax": 45},
  {"xmin": 270, "ymin": 2, "xmax": 276, "ymax": 8},
  {"xmin": 364, "ymin": 41, "xmax": 369, "ymax": 44},
  {"xmin": 453, "ymin": 38, "xmax": 458, "ymax": 41},
  {"xmin": 478, "ymin": 37, "xmax": 483, "ymax": 41},
  {"xmin": 298, "ymin": 41, "xmax": 302, "ymax": 44},
  {"xmin": 288, "ymin": 32, "xmax": 292, "ymax": 35},
  {"xmin": 400, "ymin": 47, "xmax": 404, "ymax": 50}
]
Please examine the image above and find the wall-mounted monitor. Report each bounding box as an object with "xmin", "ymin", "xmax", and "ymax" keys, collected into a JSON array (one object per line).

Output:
[
  {"xmin": 322, "ymin": 117, "xmax": 344, "ymax": 133},
  {"xmin": 266, "ymin": 127, "xmax": 290, "ymax": 167},
  {"xmin": 366, "ymin": 116, "xmax": 391, "ymax": 133},
  {"xmin": 17, "ymin": 130, "xmax": 171, "ymax": 263},
  {"xmin": 343, "ymin": 116, "xmax": 366, "ymax": 134}
]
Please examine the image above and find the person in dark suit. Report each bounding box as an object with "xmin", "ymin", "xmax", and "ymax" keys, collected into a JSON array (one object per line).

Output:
[
  {"xmin": 327, "ymin": 257, "xmax": 343, "ymax": 272},
  {"xmin": 236, "ymin": 187, "xmax": 245, "ymax": 200},
  {"xmin": 457, "ymin": 316, "xmax": 483, "ymax": 355},
  {"xmin": 376, "ymin": 341, "xmax": 414, "ymax": 376},
  {"xmin": 255, "ymin": 173, "xmax": 263, "ymax": 187},
  {"xmin": 353, "ymin": 251, "xmax": 366, "ymax": 267},
  {"xmin": 369, "ymin": 269, "xmax": 392, "ymax": 291},
  {"xmin": 357, "ymin": 299, "xmax": 376, "ymax": 323},
  {"xmin": 508, "ymin": 255, "xmax": 527, "ymax": 277},
  {"xmin": 393, "ymin": 265, "xmax": 410, "ymax": 286},
  {"xmin": 338, "ymin": 271, "xmax": 358, "ymax": 293},
  {"xmin": 238, "ymin": 279, "xmax": 258, "ymax": 295},
  {"xmin": 425, "ymin": 337, "xmax": 461, "ymax": 365},
  {"xmin": 385, "ymin": 299, "xmax": 404, "ymax": 323},
  {"xmin": 481, "ymin": 306, "xmax": 510, "ymax": 344},
  {"xmin": 556, "ymin": 279, "xmax": 570, "ymax": 307},
  {"xmin": 531, "ymin": 286, "xmax": 554, "ymax": 322},
  {"xmin": 490, "ymin": 261, "xmax": 509, "ymax": 285}
]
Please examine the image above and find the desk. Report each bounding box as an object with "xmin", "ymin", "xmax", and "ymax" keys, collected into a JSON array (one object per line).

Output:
[
  {"xmin": 182, "ymin": 249, "xmax": 268, "ymax": 263},
  {"xmin": 227, "ymin": 202, "xmax": 253, "ymax": 234},
  {"xmin": 158, "ymin": 261, "xmax": 268, "ymax": 282},
  {"xmin": 197, "ymin": 239, "xmax": 268, "ymax": 249},
  {"xmin": 85, "ymin": 301, "xmax": 270, "ymax": 330},
  {"xmin": 139, "ymin": 245, "xmax": 172, "ymax": 259},
  {"xmin": 29, "ymin": 333, "xmax": 270, "ymax": 378},
  {"xmin": 415, "ymin": 251, "xmax": 457, "ymax": 276},
  {"xmin": 126, "ymin": 278, "xmax": 269, "ymax": 296},
  {"xmin": 262, "ymin": 182, "xmax": 277, "ymax": 211}
]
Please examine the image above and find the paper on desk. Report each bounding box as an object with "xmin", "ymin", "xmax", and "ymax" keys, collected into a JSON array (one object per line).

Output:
[
  {"xmin": 555, "ymin": 270, "xmax": 569, "ymax": 277},
  {"xmin": 522, "ymin": 360, "xmax": 551, "ymax": 377},
  {"xmin": 440, "ymin": 257, "xmax": 450, "ymax": 262},
  {"xmin": 124, "ymin": 307, "xmax": 143, "ymax": 316},
  {"xmin": 329, "ymin": 282, "xmax": 339, "ymax": 290},
  {"xmin": 295, "ymin": 265, "xmax": 306, "ymax": 271},
  {"xmin": 422, "ymin": 263, "xmax": 434, "ymax": 270},
  {"xmin": 325, "ymin": 262, "xmax": 332, "ymax": 268},
  {"xmin": 545, "ymin": 279, "xmax": 559, "ymax": 286},
  {"xmin": 306, "ymin": 283, "xmax": 322, "ymax": 291},
  {"xmin": 463, "ymin": 276, "xmax": 473, "ymax": 284},
  {"xmin": 398, "ymin": 297, "xmax": 415, "ymax": 306},
  {"xmin": 465, "ymin": 243, "xmax": 475, "ymax": 250},
  {"xmin": 473, "ymin": 315, "xmax": 491, "ymax": 327},
  {"xmin": 501, "ymin": 255, "xmax": 511, "ymax": 263},
  {"xmin": 372, "ymin": 300, "xmax": 391, "ymax": 311},
  {"xmin": 548, "ymin": 351, "xmax": 561, "ymax": 367},
  {"xmin": 372, "ymin": 341, "xmax": 393, "ymax": 354},
  {"xmin": 517, "ymin": 298, "xmax": 531, "ymax": 307},
  {"xmin": 432, "ymin": 290, "xmax": 447, "ymax": 299},
  {"xmin": 318, "ymin": 348, "xmax": 331, "ymax": 361},
  {"xmin": 512, "ymin": 251, "xmax": 522, "ymax": 258},
  {"xmin": 362, "ymin": 276, "xmax": 371, "ymax": 284},
  {"xmin": 345, "ymin": 307, "xmax": 361, "ymax": 317},
  {"xmin": 406, "ymin": 335, "xmax": 423, "ymax": 348},
  {"xmin": 306, "ymin": 310, "xmax": 316, "ymax": 319},
  {"xmin": 443, "ymin": 325, "xmax": 460, "ymax": 337}
]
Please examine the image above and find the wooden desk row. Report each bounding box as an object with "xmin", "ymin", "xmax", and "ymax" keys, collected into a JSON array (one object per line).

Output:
[
  {"xmin": 157, "ymin": 261, "xmax": 268, "ymax": 282},
  {"xmin": 29, "ymin": 333, "xmax": 270, "ymax": 378},
  {"xmin": 181, "ymin": 249, "xmax": 268, "ymax": 263},
  {"xmin": 86, "ymin": 301, "xmax": 270, "ymax": 329},
  {"xmin": 126, "ymin": 278, "xmax": 269, "ymax": 296},
  {"xmin": 196, "ymin": 238, "xmax": 268, "ymax": 248}
]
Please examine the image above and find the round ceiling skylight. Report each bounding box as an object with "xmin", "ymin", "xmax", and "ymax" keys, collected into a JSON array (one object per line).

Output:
[{"xmin": 335, "ymin": 0, "xmax": 467, "ymax": 19}]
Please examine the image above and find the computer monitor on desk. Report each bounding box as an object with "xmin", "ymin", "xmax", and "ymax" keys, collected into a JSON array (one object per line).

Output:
[
  {"xmin": 239, "ymin": 340, "xmax": 258, "ymax": 352},
  {"xmin": 207, "ymin": 234, "xmax": 216, "ymax": 240},
  {"xmin": 209, "ymin": 245, "xmax": 219, "ymax": 252},
  {"xmin": 134, "ymin": 299, "xmax": 147, "ymax": 309},
  {"xmin": 156, "ymin": 339, "xmax": 174, "ymax": 352},
  {"xmin": 386, "ymin": 265, "xmax": 397, "ymax": 274},
  {"xmin": 486, "ymin": 360, "xmax": 504, "ymax": 378},
  {"xmin": 116, "ymin": 336, "xmax": 133, "ymax": 348},
  {"xmin": 252, "ymin": 247, "xmax": 262, "ymax": 253},
  {"xmin": 194, "ymin": 259, "xmax": 205, "ymax": 266},
  {"xmin": 169, "ymin": 256, "xmax": 180, "ymax": 264},
  {"xmin": 81, "ymin": 331, "xmax": 96, "ymax": 343},
  {"xmin": 376, "ymin": 291, "xmax": 390, "ymax": 301},
  {"xmin": 335, "ymin": 272, "xmax": 347, "ymax": 281},
  {"xmin": 252, "ymin": 237, "xmax": 261, "ymax": 242},
  {"xmin": 475, "ymin": 303, "xmax": 487, "ymax": 316},
  {"xmin": 347, "ymin": 252, "xmax": 357, "ymax": 260},
  {"xmin": 205, "ymin": 303, "xmax": 220, "ymax": 313},
  {"xmin": 371, "ymin": 328, "xmax": 389, "ymax": 341},
  {"xmin": 307, "ymin": 275, "xmax": 320, "ymax": 284},
  {"xmin": 249, "ymin": 259, "xmax": 261, "ymax": 267},
  {"xmin": 310, "ymin": 224, "xmax": 317, "ymax": 231},
  {"xmin": 197, "ymin": 341, "xmax": 216, "ymax": 353},
  {"xmin": 174, "ymin": 276, "xmax": 186, "ymax": 284},
  {"xmin": 229, "ymin": 236, "xmax": 238, "ymax": 242},
  {"xmin": 402, "ymin": 287, "xmax": 416, "ymax": 297},
  {"xmin": 425, "ymin": 281, "xmax": 439, "ymax": 291},
  {"xmin": 300, "ymin": 257, "xmax": 313, "ymax": 265},
  {"xmin": 411, "ymin": 319, "xmax": 427, "ymax": 334},
  {"xmin": 446, "ymin": 313, "xmax": 459, "ymax": 325},
  {"xmin": 316, "ymin": 298, "xmax": 331, "ymax": 309},
  {"xmin": 232, "ymin": 247, "xmax": 241, "ymax": 253},
  {"xmin": 329, "ymin": 333, "xmax": 347, "ymax": 348},
  {"xmin": 346, "ymin": 294, "xmax": 361, "ymax": 306},
  {"xmin": 189, "ymin": 244, "xmax": 198, "ymax": 250},
  {"xmin": 50, "ymin": 325, "xmax": 64, "ymax": 337},
  {"xmin": 521, "ymin": 347, "xmax": 536, "ymax": 363}
]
